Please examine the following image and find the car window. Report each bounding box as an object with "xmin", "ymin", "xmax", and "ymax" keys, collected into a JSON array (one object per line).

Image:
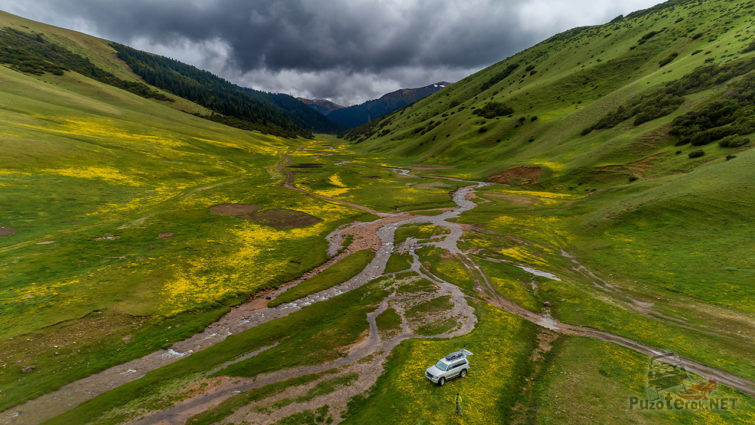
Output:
[
  {"xmin": 451, "ymin": 361, "xmax": 465, "ymax": 369},
  {"xmin": 435, "ymin": 360, "xmax": 448, "ymax": 371}
]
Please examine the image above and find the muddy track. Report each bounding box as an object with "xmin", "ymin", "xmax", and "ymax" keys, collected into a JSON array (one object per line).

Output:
[
  {"xmin": 130, "ymin": 261, "xmax": 477, "ymax": 425},
  {"xmin": 125, "ymin": 182, "xmax": 482, "ymax": 424},
  {"xmin": 460, "ymin": 248, "xmax": 755, "ymax": 396},
  {"xmin": 3, "ymin": 159, "xmax": 753, "ymax": 424},
  {"xmin": 0, "ymin": 161, "xmax": 479, "ymax": 425}
]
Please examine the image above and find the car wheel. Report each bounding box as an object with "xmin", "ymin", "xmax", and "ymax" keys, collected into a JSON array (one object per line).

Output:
[
  {"xmin": 460, "ymin": 369, "xmax": 467, "ymax": 378},
  {"xmin": 438, "ymin": 377, "xmax": 445, "ymax": 386}
]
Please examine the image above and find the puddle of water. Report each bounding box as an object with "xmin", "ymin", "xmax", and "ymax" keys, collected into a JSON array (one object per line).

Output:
[
  {"xmin": 391, "ymin": 168, "xmax": 412, "ymax": 176},
  {"xmin": 518, "ymin": 266, "xmax": 561, "ymax": 281},
  {"xmin": 537, "ymin": 315, "xmax": 560, "ymax": 331},
  {"xmin": 162, "ymin": 348, "xmax": 191, "ymax": 358}
]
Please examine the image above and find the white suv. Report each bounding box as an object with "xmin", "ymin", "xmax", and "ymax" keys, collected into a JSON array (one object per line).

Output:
[{"xmin": 425, "ymin": 349, "xmax": 473, "ymax": 386}]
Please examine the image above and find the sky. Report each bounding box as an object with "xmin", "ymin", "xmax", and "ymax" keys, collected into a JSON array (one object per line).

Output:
[{"xmin": 0, "ymin": 0, "xmax": 663, "ymax": 105}]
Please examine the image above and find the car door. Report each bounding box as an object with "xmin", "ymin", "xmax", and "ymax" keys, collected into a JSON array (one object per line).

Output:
[{"xmin": 450, "ymin": 361, "xmax": 465, "ymax": 377}]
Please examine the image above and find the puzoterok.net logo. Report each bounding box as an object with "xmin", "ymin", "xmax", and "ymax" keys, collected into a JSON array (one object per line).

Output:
[{"xmin": 628, "ymin": 351, "xmax": 739, "ymax": 411}]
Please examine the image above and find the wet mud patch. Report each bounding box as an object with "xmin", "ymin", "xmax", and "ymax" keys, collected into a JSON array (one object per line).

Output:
[
  {"xmin": 247, "ymin": 209, "xmax": 321, "ymax": 229},
  {"xmin": 490, "ymin": 166, "xmax": 541, "ymax": 185},
  {"xmin": 0, "ymin": 225, "xmax": 17, "ymax": 236},
  {"xmin": 210, "ymin": 204, "xmax": 261, "ymax": 216}
]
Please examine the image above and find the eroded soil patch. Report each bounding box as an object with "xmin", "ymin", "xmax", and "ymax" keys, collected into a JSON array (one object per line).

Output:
[
  {"xmin": 0, "ymin": 226, "xmax": 17, "ymax": 236},
  {"xmin": 490, "ymin": 166, "xmax": 542, "ymax": 185},
  {"xmin": 247, "ymin": 209, "xmax": 322, "ymax": 229}
]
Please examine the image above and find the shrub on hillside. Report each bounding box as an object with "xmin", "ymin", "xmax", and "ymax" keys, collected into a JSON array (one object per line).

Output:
[
  {"xmin": 718, "ymin": 135, "xmax": 749, "ymax": 148},
  {"xmin": 659, "ymin": 52, "xmax": 679, "ymax": 67},
  {"xmin": 689, "ymin": 126, "xmax": 737, "ymax": 146},
  {"xmin": 633, "ymin": 92, "xmax": 685, "ymax": 125},
  {"xmin": 688, "ymin": 150, "xmax": 705, "ymax": 158},
  {"xmin": 582, "ymin": 56, "xmax": 754, "ymax": 135},
  {"xmin": 473, "ymin": 102, "xmax": 514, "ymax": 118},
  {"xmin": 480, "ymin": 63, "xmax": 520, "ymax": 91},
  {"xmin": 637, "ymin": 28, "xmax": 665, "ymax": 44},
  {"xmin": 670, "ymin": 74, "xmax": 754, "ymax": 146}
]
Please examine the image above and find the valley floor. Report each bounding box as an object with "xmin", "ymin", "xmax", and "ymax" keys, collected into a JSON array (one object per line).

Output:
[{"xmin": 2, "ymin": 139, "xmax": 752, "ymax": 425}]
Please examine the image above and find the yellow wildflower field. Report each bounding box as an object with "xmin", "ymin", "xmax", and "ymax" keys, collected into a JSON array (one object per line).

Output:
[{"xmin": 346, "ymin": 304, "xmax": 534, "ymax": 424}]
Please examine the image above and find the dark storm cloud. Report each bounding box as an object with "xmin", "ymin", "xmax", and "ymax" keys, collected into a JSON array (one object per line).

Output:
[{"xmin": 0, "ymin": 0, "xmax": 662, "ymax": 104}]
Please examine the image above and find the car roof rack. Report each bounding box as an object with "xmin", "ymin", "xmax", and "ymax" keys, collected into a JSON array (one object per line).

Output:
[{"xmin": 445, "ymin": 349, "xmax": 473, "ymax": 361}]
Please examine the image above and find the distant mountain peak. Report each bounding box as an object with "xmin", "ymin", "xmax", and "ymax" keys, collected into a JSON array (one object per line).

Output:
[{"xmin": 325, "ymin": 81, "xmax": 451, "ymax": 129}]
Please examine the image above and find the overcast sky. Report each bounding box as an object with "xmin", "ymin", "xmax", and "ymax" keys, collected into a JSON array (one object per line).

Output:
[{"xmin": 1, "ymin": 0, "xmax": 663, "ymax": 105}]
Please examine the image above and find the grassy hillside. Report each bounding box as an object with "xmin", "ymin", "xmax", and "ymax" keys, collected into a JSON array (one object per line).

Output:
[
  {"xmin": 349, "ymin": 0, "xmax": 753, "ymax": 175},
  {"xmin": 0, "ymin": 15, "xmax": 373, "ymax": 409},
  {"xmin": 346, "ymin": 0, "xmax": 754, "ymax": 313},
  {"xmin": 0, "ymin": 11, "xmax": 336, "ymax": 137}
]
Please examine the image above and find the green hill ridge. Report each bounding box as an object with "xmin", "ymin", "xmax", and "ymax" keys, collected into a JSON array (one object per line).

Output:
[
  {"xmin": 0, "ymin": 10, "xmax": 339, "ymax": 137},
  {"xmin": 347, "ymin": 0, "xmax": 753, "ymax": 183}
]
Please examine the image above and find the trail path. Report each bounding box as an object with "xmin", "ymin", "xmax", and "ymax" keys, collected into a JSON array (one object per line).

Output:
[{"xmin": 3, "ymin": 157, "xmax": 752, "ymax": 425}]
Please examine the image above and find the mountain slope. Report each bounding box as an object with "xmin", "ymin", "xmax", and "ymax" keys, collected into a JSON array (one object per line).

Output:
[
  {"xmin": 0, "ymin": 10, "xmax": 336, "ymax": 137},
  {"xmin": 297, "ymin": 97, "xmax": 345, "ymax": 115},
  {"xmin": 262, "ymin": 92, "xmax": 341, "ymax": 133},
  {"xmin": 347, "ymin": 0, "xmax": 753, "ymax": 181},
  {"xmin": 112, "ymin": 43, "xmax": 339, "ymax": 134},
  {"xmin": 328, "ymin": 82, "xmax": 450, "ymax": 129}
]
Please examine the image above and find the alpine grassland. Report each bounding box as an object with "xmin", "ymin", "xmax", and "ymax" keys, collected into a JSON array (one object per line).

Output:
[{"xmin": 0, "ymin": 0, "xmax": 753, "ymax": 424}]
